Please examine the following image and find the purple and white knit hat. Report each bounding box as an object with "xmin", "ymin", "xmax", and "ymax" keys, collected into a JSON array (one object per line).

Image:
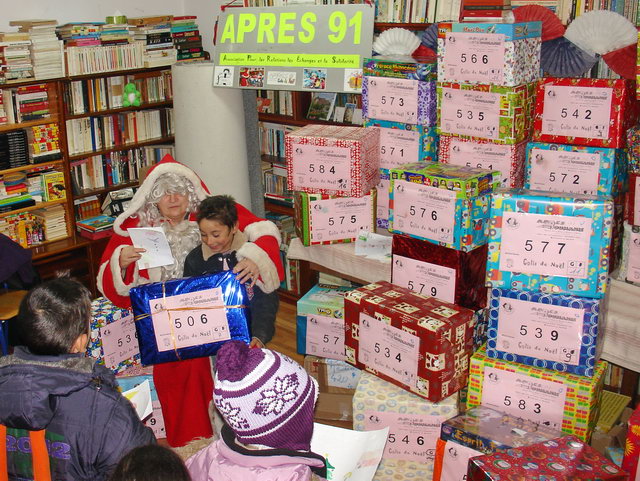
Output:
[{"xmin": 213, "ymin": 340, "xmax": 318, "ymax": 451}]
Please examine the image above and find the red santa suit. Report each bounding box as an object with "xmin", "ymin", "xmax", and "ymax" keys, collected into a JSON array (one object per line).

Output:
[{"xmin": 97, "ymin": 154, "xmax": 283, "ymax": 446}]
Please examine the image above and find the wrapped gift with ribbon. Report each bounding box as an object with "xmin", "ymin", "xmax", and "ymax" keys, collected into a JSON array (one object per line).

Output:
[{"xmin": 130, "ymin": 271, "xmax": 251, "ymax": 366}]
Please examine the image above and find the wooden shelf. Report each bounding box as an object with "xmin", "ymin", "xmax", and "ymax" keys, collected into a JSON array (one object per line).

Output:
[
  {"xmin": 0, "ymin": 159, "xmax": 65, "ymax": 176},
  {"xmin": 258, "ymin": 113, "xmax": 307, "ymax": 126},
  {"xmin": 65, "ymin": 100, "xmax": 173, "ymax": 120},
  {"xmin": 74, "ymin": 180, "xmax": 139, "ymax": 200},
  {"xmin": 264, "ymin": 199, "xmax": 293, "ymax": 216},
  {"xmin": 67, "ymin": 66, "xmax": 173, "ymax": 81},
  {"xmin": 0, "ymin": 115, "xmax": 61, "ymax": 134},
  {"xmin": 1, "ymin": 76, "xmax": 66, "ymax": 88},
  {"xmin": 30, "ymin": 234, "xmax": 91, "ymax": 260},
  {"xmin": 68, "ymin": 136, "xmax": 175, "ymax": 161},
  {"xmin": 0, "ymin": 198, "xmax": 67, "ymax": 218},
  {"xmin": 262, "ymin": 154, "xmax": 286, "ymax": 165}
]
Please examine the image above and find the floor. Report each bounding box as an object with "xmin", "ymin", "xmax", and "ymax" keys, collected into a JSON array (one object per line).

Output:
[{"xmin": 268, "ymin": 298, "xmax": 302, "ymax": 363}]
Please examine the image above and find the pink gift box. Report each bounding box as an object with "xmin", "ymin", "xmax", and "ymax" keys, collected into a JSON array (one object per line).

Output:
[{"xmin": 285, "ymin": 124, "xmax": 380, "ymax": 197}]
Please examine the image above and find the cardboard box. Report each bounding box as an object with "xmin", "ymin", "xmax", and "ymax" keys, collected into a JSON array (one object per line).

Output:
[
  {"xmin": 315, "ymin": 392, "xmax": 354, "ymax": 426},
  {"xmin": 437, "ymin": 82, "xmax": 536, "ymax": 144},
  {"xmin": 525, "ymin": 142, "xmax": 627, "ymax": 196},
  {"xmin": 116, "ymin": 365, "xmax": 166, "ymax": 439},
  {"xmin": 353, "ymin": 371, "xmax": 459, "ymax": 481},
  {"xmin": 533, "ymin": 78, "xmax": 636, "ymax": 148},
  {"xmin": 344, "ymin": 281, "xmax": 476, "ymax": 402},
  {"xmin": 364, "ymin": 119, "xmax": 439, "ymax": 167},
  {"xmin": 467, "ymin": 347, "xmax": 607, "ymax": 440},
  {"xmin": 439, "ymin": 135, "xmax": 527, "ymax": 189},
  {"xmin": 376, "ymin": 169, "xmax": 390, "ymax": 230},
  {"xmin": 129, "ymin": 271, "xmax": 251, "ymax": 366},
  {"xmin": 437, "ymin": 22, "xmax": 542, "ymax": 87},
  {"xmin": 362, "ymin": 76, "xmax": 437, "ymax": 126},
  {"xmin": 285, "ymin": 124, "xmax": 380, "ymax": 197},
  {"xmin": 622, "ymin": 403, "xmax": 640, "ymax": 479},
  {"xmin": 469, "ymin": 436, "xmax": 627, "ymax": 481},
  {"xmin": 304, "ymin": 355, "xmax": 361, "ymax": 395},
  {"xmin": 363, "ymin": 55, "xmax": 438, "ymax": 81},
  {"xmin": 392, "ymin": 233, "xmax": 488, "ymax": 310},
  {"xmin": 486, "ymin": 287, "xmax": 606, "ymax": 377},
  {"xmin": 88, "ymin": 296, "xmax": 139, "ymax": 374},
  {"xmin": 486, "ymin": 189, "xmax": 614, "ymax": 299},
  {"xmin": 389, "ymin": 164, "xmax": 493, "ymax": 251},
  {"xmin": 296, "ymin": 284, "xmax": 354, "ymax": 359},
  {"xmin": 294, "ymin": 189, "xmax": 377, "ymax": 246}
]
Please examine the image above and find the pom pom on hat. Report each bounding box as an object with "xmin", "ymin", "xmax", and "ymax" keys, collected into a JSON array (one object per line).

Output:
[{"xmin": 213, "ymin": 340, "xmax": 318, "ymax": 451}]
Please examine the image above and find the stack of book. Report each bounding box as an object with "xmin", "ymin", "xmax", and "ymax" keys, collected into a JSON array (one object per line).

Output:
[
  {"xmin": 33, "ymin": 203, "xmax": 67, "ymax": 241},
  {"xmin": 28, "ymin": 123, "xmax": 62, "ymax": 163},
  {"xmin": 56, "ymin": 22, "xmax": 103, "ymax": 47},
  {"xmin": 459, "ymin": 0, "xmax": 513, "ymax": 21},
  {"xmin": 2, "ymin": 172, "xmax": 28, "ymax": 199},
  {"xmin": 170, "ymin": 16, "xmax": 206, "ymax": 63},
  {"xmin": 26, "ymin": 170, "xmax": 44, "ymax": 201},
  {"xmin": 0, "ymin": 35, "xmax": 33, "ymax": 83},
  {"xmin": 128, "ymin": 15, "xmax": 177, "ymax": 68},
  {"xmin": 12, "ymin": 84, "xmax": 51, "ymax": 123},
  {"xmin": 11, "ymin": 20, "xmax": 64, "ymax": 80},
  {"xmin": 100, "ymin": 23, "xmax": 134, "ymax": 46},
  {"xmin": 0, "ymin": 130, "xmax": 29, "ymax": 169},
  {"xmin": 0, "ymin": 211, "xmax": 44, "ymax": 247},
  {"xmin": 74, "ymin": 195, "xmax": 101, "ymax": 220},
  {"xmin": 76, "ymin": 213, "xmax": 115, "ymax": 240}
]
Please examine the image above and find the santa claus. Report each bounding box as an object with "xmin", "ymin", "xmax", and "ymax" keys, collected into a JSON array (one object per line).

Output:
[{"xmin": 97, "ymin": 154, "xmax": 283, "ymax": 447}]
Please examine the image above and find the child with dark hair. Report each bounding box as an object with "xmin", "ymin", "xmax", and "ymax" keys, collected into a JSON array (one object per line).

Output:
[
  {"xmin": 184, "ymin": 195, "xmax": 279, "ymax": 348},
  {"xmin": 185, "ymin": 340, "xmax": 327, "ymax": 480},
  {"xmin": 0, "ymin": 278, "xmax": 155, "ymax": 481},
  {"xmin": 109, "ymin": 445, "xmax": 191, "ymax": 481}
]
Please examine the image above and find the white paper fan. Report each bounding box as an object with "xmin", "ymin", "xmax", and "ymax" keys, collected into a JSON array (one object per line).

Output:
[
  {"xmin": 564, "ymin": 10, "xmax": 637, "ymax": 57},
  {"xmin": 373, "ymin": 28, "xmax": 421, "ymax": 56}
]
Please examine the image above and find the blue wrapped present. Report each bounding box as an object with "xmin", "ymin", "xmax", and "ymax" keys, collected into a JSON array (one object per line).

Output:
[{"xmin": 130, "ymin": 271, "xmax": 251, "ymax": 366}]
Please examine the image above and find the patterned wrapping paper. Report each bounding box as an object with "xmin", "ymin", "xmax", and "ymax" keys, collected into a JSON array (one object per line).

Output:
[
  {"xmin": 532, "ymin": 78, "xmax": 637, "ymax": 149},
  {"xmin": 389, "ymin": 165, "xmax": 493, "ymax": 251},
  {"xmin": 293, "ymin": 189, "xmax": 377, "ymax": 246},
  {"xmin": 612, "ymin": 222, "xmax": 640, "ymax": 286},
  {"xmin": 486, "ymin": 288, "xmax": 605, "ymax": 377},
  {"xmin": 296, "ymin": 283, "xmax": 354, "ymax": 356},
  {"xmin": 437, "ymin": 22, "xmax": 541, "ymax": 87},
  {"xmin": 362, "ymin": 76, "xmax": 437, "ymax": 127},
  {"xmin": 486, "ymin": 189, "xmax": 614, "ymax": 299},
  {"xmin": 525, "ymin": 142, "xmax": 627, "ymax": 197},
  {"xmin": 469, "ymin": 436, "xmax": 627, "ymax": 481},
  {"xmin": 284, "ymin": 124, "xmax": 380, "ymax": 197},
  {"xmin": 467, "ymin": 347, "xmax": 607, "ymax": 441},
  {"xmin": 628, "ymin": 124, "xmax": 640, "ymax": 171},
  {"xmin": 129, "ymin": 271, "xmax": 251, "ymax": 366},
  {"xmin": 625, "ymin": 171, "xmax": 640, "ymax": 226},
  {"xmin": 363, "ymin": 119, "xmax": 439, "ymax": 166},
  {"xmin": 344, "ymin": 281, "xmax": 476, "ymax": 403},
  {"xmin": 609, "ymin": 195, "xmax": 625, "ymax": 274},
  {"xmin": 622, "ymin": 404, "xmax": 640, "ymax": 480},
  {"xmin": 436, "ymin": 82, "xmax": 537, "ymax": 145},
  {"xmin": 115, "ymin": 365, "xmax": 166, "ymax": 439},
  {"xmin": 377, "ymin": 168, "xmax": 391, "ymax": 230},
  {"xmin": 637, "ymin": 31, "xmax": 639, "ymax": 100},
  {"xmin": 363, "ymin": 55, "xmax": 438, "ymax": 81},
  {"xmin": 353, "ymin": 371, "xmax": 459, "ymax": 481},
  {"xmin": 88, "ymin": 297, "xmax": 139, "ymax": 374},
  {"xmin": 438, "ymin": 135, "xmax": 527, "ymax": 189},
  {"xmin": 392, "ymin": 233, "xmax": 489, "ymax": 310}
]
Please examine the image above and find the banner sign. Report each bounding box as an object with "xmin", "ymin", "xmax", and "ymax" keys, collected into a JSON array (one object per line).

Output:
[{"xmin": 213, "ymin": 4, "xmax": 375, "ymax": 93}]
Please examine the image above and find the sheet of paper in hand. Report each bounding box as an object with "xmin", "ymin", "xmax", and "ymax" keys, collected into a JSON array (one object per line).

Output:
[{"xmin": 128, "ymin": 227, "xmax": 175, "ymax": 269}]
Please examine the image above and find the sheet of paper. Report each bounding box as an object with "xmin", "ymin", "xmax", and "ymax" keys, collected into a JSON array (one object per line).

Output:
[
  {"xmin": 355, "ymin": 230, "xmax": 392, "ymax": 259},
  {"xmin": 122, "ymin": 379, "xmax": 153, "ymax": 421},
  {"xmin": 311, "ymin": 423, "xmax": 388, "ymax": 481},
  {"xmin": 128, "ymin": 227, "xmax": 175, "ymax": 270}
]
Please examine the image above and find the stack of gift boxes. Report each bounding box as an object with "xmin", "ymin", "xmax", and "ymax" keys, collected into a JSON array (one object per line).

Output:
[{"xmin": 361, "ymin": 55, "xmax": 439, "ymax": 229}]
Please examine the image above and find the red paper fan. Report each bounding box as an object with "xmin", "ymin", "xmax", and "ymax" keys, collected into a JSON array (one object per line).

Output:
[
  {"xmin": 413, "ymin": 44, "xmax": 436, "ymax": 59},
  {"xmin": 602, "ymin": 44, "xmax": 638, "ymax": 80},
  {"xmin": 513, "ymin": 5, "xmax": 565, "ymax": 42}
]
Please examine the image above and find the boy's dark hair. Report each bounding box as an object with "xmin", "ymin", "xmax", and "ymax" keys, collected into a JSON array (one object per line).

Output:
[
  {"xmin": 109, "ymin": 445, "xmax": 191, "ymax": 481},
  {"xmin": 17, "ymin": 278, "xmax": 92, "ymax": 355},
  {"xmin": 197, "ymin": 195, "xmax": 238, "ymax": 229}
]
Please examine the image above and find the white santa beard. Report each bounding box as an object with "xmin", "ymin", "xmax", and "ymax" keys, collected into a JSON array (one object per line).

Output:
[{"xmin": 160, "ymin": 220, "xmax": 201, "ymax": 281}]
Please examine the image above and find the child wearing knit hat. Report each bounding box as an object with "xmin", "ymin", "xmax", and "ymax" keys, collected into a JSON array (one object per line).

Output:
[{"xmin": 185, "ymin": 340, "xmax": 328, "ymax": 481}]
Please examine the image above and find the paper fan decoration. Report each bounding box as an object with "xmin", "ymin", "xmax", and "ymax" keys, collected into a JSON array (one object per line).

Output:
[
  {"xmin": 541, "ymin": 36, "xmax": 599, "ymax": 77},
  {"xmin": 373, "ymin": 28, "xmax": 421, "ymax": 56},
  {"xmin": 420, "ymin": 23, "xmax": 439, "ymax": 51},
  {"xmin": 512, "ymin": 5, "xmax": 565, "ymax": 42},
  {"xmin": 602, "ymin": 44, "xmax": 637, "ymax": 79},
  {"xmin": 564, "ymin": 10, "xmax": 637, "ymax": 57},
  {"xmin": 413, "ymin": 44, "xmax": 436, "ymax": 59}
]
